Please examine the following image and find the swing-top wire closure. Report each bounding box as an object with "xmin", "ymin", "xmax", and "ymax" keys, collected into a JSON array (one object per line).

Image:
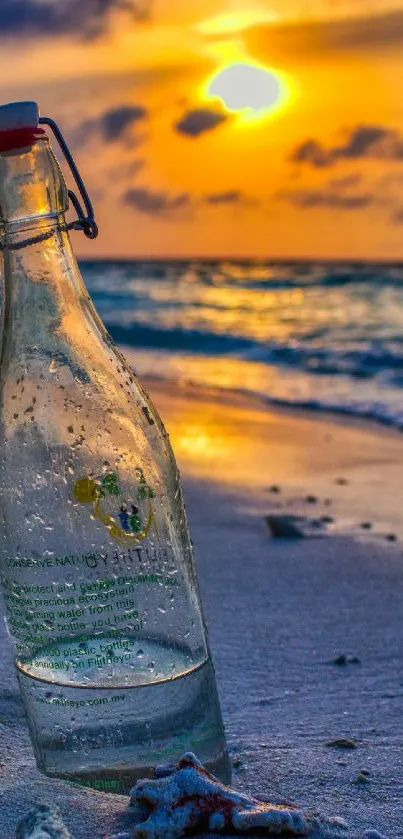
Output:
[
  {"xmin": 0, "ymin": 116, "xmax": 98, "ymax": 252},
  {"xmin": 39, "ymin": 116, "xmax": 98, "ymax": 241}
]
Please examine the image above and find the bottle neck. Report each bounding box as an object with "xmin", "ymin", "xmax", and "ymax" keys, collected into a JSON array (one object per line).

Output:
[
  {"xmin": 0, "ymin": 135, "xmax": 75, "ymax": 335},
  {"xmin": 0, "ymin": 139, "xmax": 95, "ymax": 372},
  {"xmin": 0, "ymin": 136, "xmax": 136, "ymax": 418},
  {"xmin": 1, "ymin": 225, "xmax": 94, "ymax": 381},
  {"xmin": 0, "ymin": 136, "xmax": 68, "ymax": 235}
]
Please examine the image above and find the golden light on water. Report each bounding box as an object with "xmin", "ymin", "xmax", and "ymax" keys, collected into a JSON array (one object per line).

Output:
[{"xmin": 204, "ymin": 62, "xmax": 291, "ymax": 123}]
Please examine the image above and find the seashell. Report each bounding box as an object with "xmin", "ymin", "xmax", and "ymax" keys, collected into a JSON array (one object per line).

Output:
[{"xmin": 16, "ymin": 804, "xmax": 72, "ymax": 839}]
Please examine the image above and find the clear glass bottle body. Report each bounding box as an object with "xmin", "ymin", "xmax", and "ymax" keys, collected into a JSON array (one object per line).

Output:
[{"xmin": 0, "ymin": 137, "xmax": 230, "ymax": 792}]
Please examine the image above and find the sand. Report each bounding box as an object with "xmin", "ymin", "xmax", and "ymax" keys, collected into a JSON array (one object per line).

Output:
[{"xmin": 1, "ymin": 379, "xmax": 402, "ymax": 838}]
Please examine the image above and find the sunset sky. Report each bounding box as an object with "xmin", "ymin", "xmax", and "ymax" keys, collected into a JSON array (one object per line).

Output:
[{"xmin": 2, "ymin": 0, "xmax": 403, "ymax": 259}]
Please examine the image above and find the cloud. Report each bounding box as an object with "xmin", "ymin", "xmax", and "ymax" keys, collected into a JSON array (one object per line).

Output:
[
  {"xmin": 123, "ymin": 187, "xmax": 190, "ymax": 216},
  {"xmin": 392, "ymin": 207, "xmax": 403, "ymax": 224},
  {"xmin": 205, "ymin": 190, "xmax": 242, "ymax": 205},
  {"xmin": 99, "ymin": 105, "xmax": 148, "ymax": 141},
  {"xmin": 290, "ymin": 125, "xmax": 403, "ymax": 168},
  {"xmin": 75, "ymin": 104, "xmax": 148, "ymax": 145},
  {"xmin": 245, "ymin": 10, "xmax": 403, "ymax": 61},
  {"xmin": 108, "ymin": 157, "xmax": 146, "ymax": 181},
  {"xmin": 281, "ymin": 167, "xmax": 403, "ymax": 219},
  {"xmin": 124, "ymin": 158, "xmax": 146, "ymax": 177},
  {"xmin": 175, "ymin": 108, "xmax": 227, "ymax": 138},
  {"xmin": 328, "ymin": 174, "xmax": 362, "ymax": 190},
  {"xmin": 203, "ymin": 190, "xmax": 259, "ymax": 207},
  {"xmin": 290, "ymin": 140, "xmax": 332, "ymax": 168},
  {"xmin": 0, "ymin": 0, "xmax": 150, "ymax": 39},
  {"xmin": 280, "ymin": 187, "xmax": 374, "ymax": 210}
]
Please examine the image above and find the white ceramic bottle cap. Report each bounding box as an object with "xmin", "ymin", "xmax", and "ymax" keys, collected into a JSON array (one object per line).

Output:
[{"xmin": 0, "ymin": 101, "xmax": 39, "ymax": 132}]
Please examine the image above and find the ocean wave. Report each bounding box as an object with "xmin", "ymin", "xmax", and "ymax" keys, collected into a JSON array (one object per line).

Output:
[
  {"xmin": 107, "ymin": 323, "xmax": 403, "ymax": 385},
  {"xmin": 119, "ymin": 345, "xmax": 403, "ymax": 431},
  {"xmin": 82, "ymin": 259, "xmax": 403, "ymax": 291},
  {"xmin": 81, "ymin": 259, "xmax": 403, "ymax": 431}
]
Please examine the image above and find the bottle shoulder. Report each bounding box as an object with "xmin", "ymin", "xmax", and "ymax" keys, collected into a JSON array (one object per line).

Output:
[{"xmin": 0, "ymin": 339, "xmax": 174, "ymax": 466}]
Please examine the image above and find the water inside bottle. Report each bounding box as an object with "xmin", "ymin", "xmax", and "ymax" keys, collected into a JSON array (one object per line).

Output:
[{"xmin": 16, "ymin": 637, "xmax": 230, "ymax": 792}]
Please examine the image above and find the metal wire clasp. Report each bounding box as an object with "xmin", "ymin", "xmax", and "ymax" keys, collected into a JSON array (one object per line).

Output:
[{"xmin": 39, "ymin": 116, "xmax": 98, "ymax": 240}]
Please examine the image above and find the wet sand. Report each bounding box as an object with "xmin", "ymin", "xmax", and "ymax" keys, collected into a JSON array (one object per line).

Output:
[{"xmin": 149, "ymin": 377, "xmax": 403, "ymax": 541}]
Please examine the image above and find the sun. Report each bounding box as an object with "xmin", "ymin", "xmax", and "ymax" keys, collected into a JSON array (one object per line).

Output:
[{"xmin": 204, "ymin": 62, "xmax": 290, "ymax": 123}]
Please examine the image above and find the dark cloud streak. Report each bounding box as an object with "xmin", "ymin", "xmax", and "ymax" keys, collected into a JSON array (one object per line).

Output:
[
  {"xmin": 392, "ymin": 207, "xmax": 403, "ymax": 224},
  {"xmin": 205, "ymin": 191, "xmax": 242, "ymax": 204},
  {"xmin": 123, "ymin": 187, "xmax": 189, "ymax": 216},
  {"xmin": 175, "ymin": 109, "xmax": 227, "ymax": 138},
  {"xmin": 0, "ymin": 0, "xmax": 150, "ymax": 39},
  {"xmin": 281, "ymin": 188, "xmax": 375, "ymax": 210},
  {"xmin": 328, "ymin": 174, "xmax": 362, "ymax": 190},
  {"xmin": 245, "ymin": 10, "xmax": 403, "ymax": 61},
  {"xmin": 99, "ymin": 106, "xmax": 148, "ymax": 141},
  {"xmin": 76, "ymin": 104, "xmax": 148, "ymax": 145},
  {"xmin": 291, "ymin": 125, "xmax": 403, "ymax": 168}
]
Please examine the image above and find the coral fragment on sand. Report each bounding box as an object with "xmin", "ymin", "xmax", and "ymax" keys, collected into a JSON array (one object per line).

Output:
[
  {"xmin": 129, "ymin": 753, "xmax": 349, "ymax": 839},
  {"xmin": 16, "ymin": 804, "xmax": 72, "ymax": 839}
]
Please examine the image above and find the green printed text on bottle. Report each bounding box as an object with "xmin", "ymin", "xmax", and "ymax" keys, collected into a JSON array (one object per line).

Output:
[{"xmin": 2, "ymin": 548, "xmax": 182, "ymax": 687}]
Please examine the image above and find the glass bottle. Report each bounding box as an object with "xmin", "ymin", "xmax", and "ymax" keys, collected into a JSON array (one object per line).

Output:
[{"xmin": 0, "ymin": 102, "xmax": 230, "ymax": 793}]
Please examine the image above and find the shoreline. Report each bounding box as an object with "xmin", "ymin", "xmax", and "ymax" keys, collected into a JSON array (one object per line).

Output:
[
  {"xmin": 144, "ymin": 371, "xmax": 403, "ymax": 436},
  {"xmin": 145, "ymin": 375, "xmax": 403, "ymax": 543},
  {"xmin": 118, "ymin": 342, "xmax": 403, "ymax": 437}
]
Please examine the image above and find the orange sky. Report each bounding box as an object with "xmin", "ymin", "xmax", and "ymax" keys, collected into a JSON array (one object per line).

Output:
[{"xmin": 1, "ymin": 0, "xmax": 403, "ymax": 259}]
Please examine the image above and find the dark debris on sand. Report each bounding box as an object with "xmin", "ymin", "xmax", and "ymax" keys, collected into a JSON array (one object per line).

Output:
[{"xmin": 326, "ymin": 738, "xmax": 358, "ymax": 750}]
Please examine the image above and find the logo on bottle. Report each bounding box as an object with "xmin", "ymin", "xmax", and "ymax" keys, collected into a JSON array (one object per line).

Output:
[{"xmin": 73, "ymin": 468, "xmax": 156, "ymax": 545}]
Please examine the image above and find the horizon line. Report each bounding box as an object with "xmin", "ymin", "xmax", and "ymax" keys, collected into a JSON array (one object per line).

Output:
[{"xmin": 77, "ymin": 255, "xmax": 403, "ymax": 266}]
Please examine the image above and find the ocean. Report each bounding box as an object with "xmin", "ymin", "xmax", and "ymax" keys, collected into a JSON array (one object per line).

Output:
[{"xmin": 81, "ymin": 260, "xmax": 403, "ymax": 430}]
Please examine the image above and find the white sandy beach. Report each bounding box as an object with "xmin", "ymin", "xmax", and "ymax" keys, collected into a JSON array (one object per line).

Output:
[{"xmin": 1, "ymin": 379, "xmax": 403, "ymax": 837}]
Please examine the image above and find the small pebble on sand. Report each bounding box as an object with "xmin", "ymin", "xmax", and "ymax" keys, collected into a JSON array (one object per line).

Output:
[
  {"xmin": 333, "ymin": 654, "xmax": 347, "ymax": 666},
  {"xmin": 326, "ymin": 738, "xmax": 358, "ymax": 749},
  {"xmin": 233, "ymin": 758, "xmax": 244, "ymax": 769},
  {"xmin": 265, "ymin": 515, "xmax": 305, "ymax": 539},
  {"xmin": 332, "ymin": 654, "xmax": 360, "ymax": 666}
]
